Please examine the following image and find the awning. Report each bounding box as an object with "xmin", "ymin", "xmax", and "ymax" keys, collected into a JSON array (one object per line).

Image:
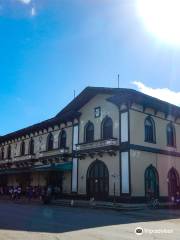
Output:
[
  {"xmin": 0, "ymin": 162, "xmax": 72, "ymax": 175},
  {"xmin": 34, "ymin": 162, "xmax": 72, "ymax": 172}
]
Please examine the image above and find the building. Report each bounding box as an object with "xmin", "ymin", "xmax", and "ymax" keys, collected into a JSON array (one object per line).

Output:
[{"xmin": 0, "ymin": 86, "xmax": 180, "ymax": 202}]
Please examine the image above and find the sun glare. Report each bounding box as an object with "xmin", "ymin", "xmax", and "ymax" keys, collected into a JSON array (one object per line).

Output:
[{"xmin": 137, "ymin": 0, "xmax": 180, "ymax": 46}]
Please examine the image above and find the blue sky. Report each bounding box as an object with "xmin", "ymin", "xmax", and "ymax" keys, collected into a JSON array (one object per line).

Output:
[{"xmin": 1, "ymin": 0, "xmax": 180, "ymax": 135}]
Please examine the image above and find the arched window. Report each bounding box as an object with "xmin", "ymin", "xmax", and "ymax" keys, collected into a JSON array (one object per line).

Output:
[
  {"xmin": 101, "ymin": 116, "xmax": 113, "ymax": 139},
  {"xmin": 29, "ymin": 138, "xmax": 34, "ymax": 155},
  {"xmin": 20, "ymin": 141, "xmax": 25, "ymax": 156},
  {"xmin": 145, "ymin": 165, "xmax": 159, "ymax": 198},
  {"xmin": 47, "ymin": 133, "xmax": 54, "ymax": 151},
  {"xmin": 7, "ymin": 145, "xmax": 11, "ymax": 159},
  {"xmin": 1, "ymin": 147, "xmax": 4, "ymax": 160},
  {"xmin": 167, "ymin": 123, "xmax": 176, "ymax": 147},
  {"xmin": 59, "ymin": 130, "xmax": 67, "ymax": 148},
  {"xmin": 84, "ymin": 121, "xmax": 94, "ymax": 143},
  {"xmin": 144, "ymin": 116, "xmax": 156, "ymax": 143}
]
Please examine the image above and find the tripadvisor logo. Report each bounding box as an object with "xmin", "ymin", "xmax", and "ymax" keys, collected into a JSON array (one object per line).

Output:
[{"xmin": 135, "ymin": 227, "xmax": 144, "ymax": 235}]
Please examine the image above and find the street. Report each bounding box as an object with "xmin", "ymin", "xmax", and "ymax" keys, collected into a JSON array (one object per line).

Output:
[{"xmin": 0, "ymin": 202, "xmax": 180, "ymax": 240}]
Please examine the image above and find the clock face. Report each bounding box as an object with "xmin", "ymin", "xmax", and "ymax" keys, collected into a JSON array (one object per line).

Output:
[{"xmin": 94, "ymin": 107, "xmax": 101, "ymax": 118}]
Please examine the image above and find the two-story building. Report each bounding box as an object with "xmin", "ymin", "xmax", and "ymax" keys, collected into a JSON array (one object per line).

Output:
[{"xmin": 0, "ymin": 86, "xmax": 180, "ymax": 202}]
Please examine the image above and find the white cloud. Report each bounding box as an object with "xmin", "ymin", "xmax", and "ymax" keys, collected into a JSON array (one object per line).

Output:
[
  {"xmin": 132, "ymin": 81, "xmax": 180, "ymax": 106},
  {"xmin": 18, "ymin": 0, "xmax": 32, "ymax": 4}
]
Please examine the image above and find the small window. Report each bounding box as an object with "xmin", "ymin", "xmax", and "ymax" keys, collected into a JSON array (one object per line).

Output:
[
  {"xmin": 94, "ymin": 107, "xmax": 101, "ymax": 118},
  {"xmin": 84, "ymin": 121, "xmax": 94, "ymax": 143},
  {"xmin": 59, "ymin": 130, "xmax": 67, "ymax": 148},
  {"xmin": 47, "ymin": 133, "xmax": 54, "ymax": 151},
  {"xmin": 20, "ymin": 141, "xmax": 25, "ymax": 156},
  {"xmin": 102, "ymin": 116, "xmax": 113, "ymax": 139},
  {"xmin": 145, "ymin": 116, "xmax": 156, "ymax": 143},
  {"xmin": 7, "ymin": 145, "xmax": 11, "ymax": 159},
  {"xmin": 167, "ymin": 123, "xmax": 176, "ymax": 147},
  {"xmin": 29, "ymin": 138, "xmax": 34, "ymax": 155}
]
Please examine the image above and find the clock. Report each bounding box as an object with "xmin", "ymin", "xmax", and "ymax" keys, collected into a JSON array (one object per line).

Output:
[{"xmin": 94, "ymin": 107, "xmax": 101, "ymax": 118}]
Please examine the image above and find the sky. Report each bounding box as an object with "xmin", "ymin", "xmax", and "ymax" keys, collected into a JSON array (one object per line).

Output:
[{"xmin": 1, "ymin": 0, "xmax": 180, "ymax": 135}]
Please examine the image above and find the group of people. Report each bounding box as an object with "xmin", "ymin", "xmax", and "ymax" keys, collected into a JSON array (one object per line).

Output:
[
  {"xmin": 170, "ymin": 191, "xmax": 180, "ymax": 206},
  {"xmin": 0, "ymin": 186, "xmax": 46, "ymax": 201},
  {"xmin": 0, "ymin": 185, "xmax": 62, "ymax": 202}
]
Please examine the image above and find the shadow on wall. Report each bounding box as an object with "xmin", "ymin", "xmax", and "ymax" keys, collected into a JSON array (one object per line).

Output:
[{"xmin": 0, "ymin": 202, "xmax": 180, "ymax": 233}]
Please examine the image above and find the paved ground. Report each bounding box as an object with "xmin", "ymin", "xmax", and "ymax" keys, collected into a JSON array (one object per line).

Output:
[{"xmin": 0, "ymin": 202, "xmax": 180, "ymax": 240}]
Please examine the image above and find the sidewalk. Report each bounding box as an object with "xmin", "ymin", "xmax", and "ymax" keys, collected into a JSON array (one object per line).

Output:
[
  {"xmin": 51, "ymin": 199, "xmax": 148, "ymax": 211},
  {"xmin": 51, "ymin": 199, "xmax": 176, "ymax": 211},
  {"xmin": 0, "ymin": 196, "xmax": 175, "ymax": 211}
]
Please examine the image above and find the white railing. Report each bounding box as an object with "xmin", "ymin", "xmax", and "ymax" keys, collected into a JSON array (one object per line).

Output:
[
  {"xmin": 0, "ymin": 159, "xmax": 10, "ymax": 164},
  {"xmin": 13, "ymin": 154, "xmax": 35, "ymax": 162},
  {"xmin": 76, "ymin": 138, "xmax": 118, "ymax": 151},
  {"xmin": 39, "ymin": 148, "xmax": 69, "ymax": 158}
]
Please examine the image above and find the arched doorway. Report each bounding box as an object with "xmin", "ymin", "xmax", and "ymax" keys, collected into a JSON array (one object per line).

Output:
[
  {"xmin": 168, "ymin": 168, "xmax": 180, "ymax": 199},
  {"xmin": 145, "ymin": 165, "xmax": 159, "ymax": 199},
  {"xmin": 87, "ymin": 160, "xmax": 109, "ymax": 200}
]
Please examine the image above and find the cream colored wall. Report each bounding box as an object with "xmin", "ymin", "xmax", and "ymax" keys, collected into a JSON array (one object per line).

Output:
[
  {"xmin": 1, "ymin": 125, "xmax": 73, "ymax": 161},
  {"xmin": 79, "ymin": 94, "xmax": 119, "ymax": 143},
  {"xmin": 130, "ymin": 149, "xmax": 180, "ymax": 197},
  {"xmin": 129, "ymin": 109, "xmax": 180, "ymax": 152},
  {"xmin": 78, "ymin": 153, "xmax": 120, "ymax": 196}
]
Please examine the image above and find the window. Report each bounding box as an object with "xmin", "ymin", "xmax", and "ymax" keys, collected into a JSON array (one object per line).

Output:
[
  {"xmin": 47, "ymin": 133, "xmax": 54, "ymax": 151},
  {"xmin": 101, "ymin": 116, "xmax": 113, "ymax": 139},
  {"xmin": 144, "ymin": 116, "xmax": 156, "ymax": 143},
  {"xmin": 29, "ymin": 138, "xmax": 34, "ymax": 155},
  {"xmin": 7, "ymin": 145, "xmax": 11, "ymax": 159},
  {"xmin": 20, "ymin": 141, "xmax": 25, "ymax": 156},
  {"xmin": 59, "ymin": 130, "xmax": 66, "ymax": 148},
  {"xmin": 84, "ymin": 121, "xmax": 94, "ymax": 143},
  {"xmin": 1, "ymin": 147, "xmax": 4, "ymax": 160},
  {"xmin": 167, "ymin": 123, "xmax": 176, "ymax": 147}
]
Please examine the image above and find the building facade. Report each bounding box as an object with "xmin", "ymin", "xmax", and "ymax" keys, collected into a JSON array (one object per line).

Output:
[{"xmin": 0, "ymin": 87, "xmax": 180, "ymax": 202}]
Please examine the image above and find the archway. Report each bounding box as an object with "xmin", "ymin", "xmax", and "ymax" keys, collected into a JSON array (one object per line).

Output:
[
  {"xmin": 145, "ymin": 165, "xmax": 159, "ymax": 199},
  {"xmin": 87, "ymin": 160, "xmax": 109, "ymax": 200},
  {"xmin": 168, "ymin": 168, "xmax": 180, "ymax": 199}
]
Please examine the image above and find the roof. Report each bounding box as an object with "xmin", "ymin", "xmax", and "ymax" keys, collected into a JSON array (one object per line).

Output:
[
  {"xmin": 0, "ymin": 86, "xmax": 180, "ymax": 143},
  {"xmin": 108, "ymin": 88, "xmax": 180, "ymax": 117},
  {"xmin": 56, "ymin": 86, "xmax": 121, "ymax": 117}
]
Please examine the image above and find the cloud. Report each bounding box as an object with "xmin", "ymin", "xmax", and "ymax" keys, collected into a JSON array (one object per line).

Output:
[
  {"xmin": 132, "ymin": 81, "xmax": 180, "ymax": 106},
  {"xmin": 18, "ymin": 0, "xmax": 32, "ymax": 4}
]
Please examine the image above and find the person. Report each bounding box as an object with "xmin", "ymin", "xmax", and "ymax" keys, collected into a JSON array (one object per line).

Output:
[
  {"xmin": 9, "ymin": 187, "xmax": 13, "ymax": 200},
  {"xmin": 13, "ymin": 187, "xmax": 17, "ymax": 200},
  {"xmin": 28, "ymin": 186, "xmax": 33, "ymax": 201},
  {"xmin": 42, "ymin": 185, "xmax": 52, "ymax": 204},
  {"xmin": 175, "ymin": 192, "xmax": 180, "ymax": 207},
  {"xmin": 17, "ymin": 186, "xmax": 21, "ymax": 199},
  {"xmin": 0, "ymin": 186, "xmax": 3, "ymax": 196}
]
